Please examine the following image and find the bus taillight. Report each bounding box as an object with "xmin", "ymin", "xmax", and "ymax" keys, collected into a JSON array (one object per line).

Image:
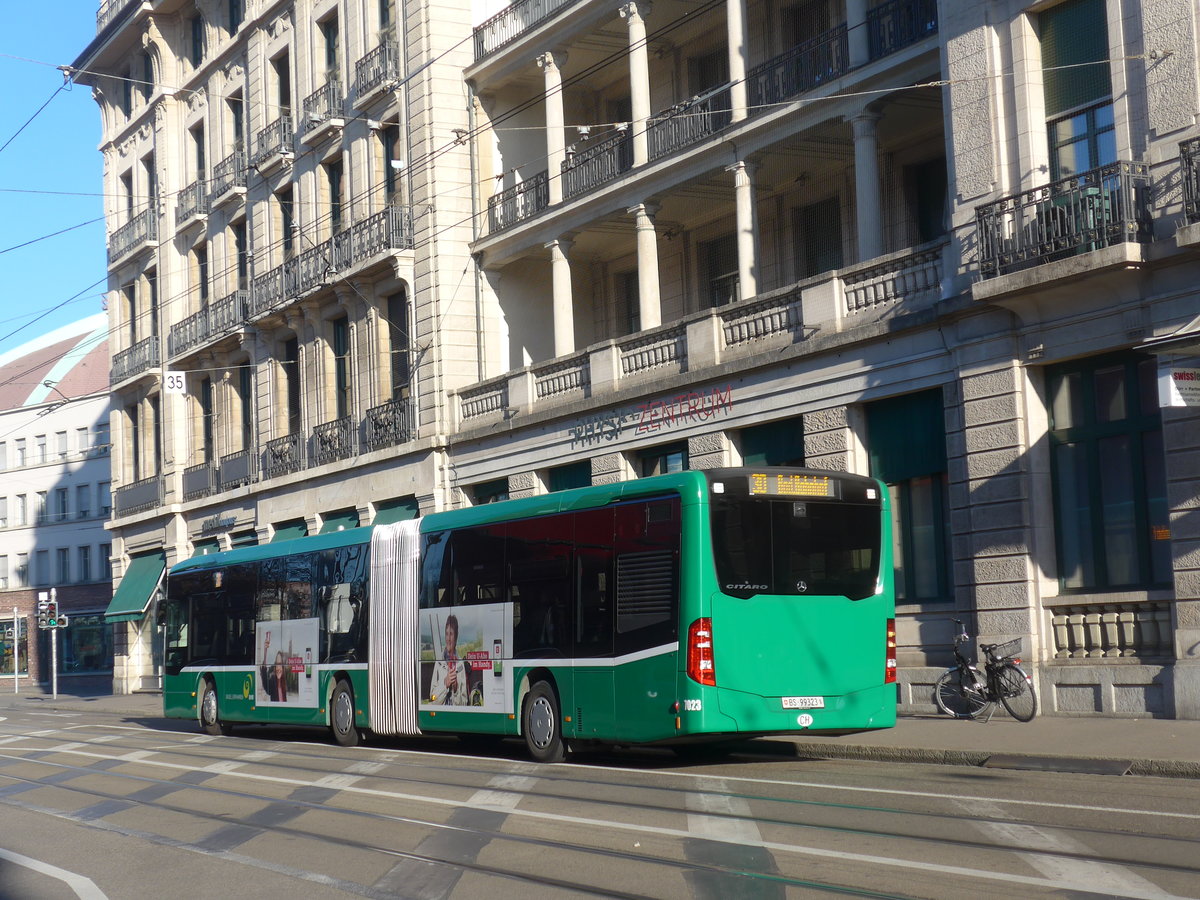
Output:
[
  {"xmin": 885, "ymin": 617, "xmax": 897, "ymax": 684},
  {"xmin": 687, "ymin": 618, "xmax": 716, "ymax": 686}
]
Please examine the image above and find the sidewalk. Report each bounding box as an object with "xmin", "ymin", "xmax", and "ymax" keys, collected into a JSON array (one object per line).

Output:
[{"xmin": 3, "ymin": 684, "xmax": 1199, "ymax": 778}]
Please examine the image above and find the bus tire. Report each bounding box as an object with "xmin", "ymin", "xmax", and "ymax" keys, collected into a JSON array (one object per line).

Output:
[
  {"xmin": 200, "ymin": 678, "xmax": 232, "ymax": 736},
  {"xmin": 523, "ymin": 681, "xmax": 566, "ymax": 763},
  {"xmin": 330, "ymin": 679, "xmax": 361, "ymax": 747}
]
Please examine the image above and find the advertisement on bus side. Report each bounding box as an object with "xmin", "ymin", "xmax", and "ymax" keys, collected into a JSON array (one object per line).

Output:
[
  {"xmin": 419, "ymin": 605, "xmax": 509, "ymax": 712},
  {"xmin": 257, "ymin": 618, "xmax": 320, "ymax": 707}
]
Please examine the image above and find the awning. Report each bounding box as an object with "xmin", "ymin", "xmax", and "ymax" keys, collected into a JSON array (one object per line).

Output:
[
  {"xmin": 191, "ymin": 538, "xmax": 220, "ymax": 557},
  {"xmin": 230, "ymin": 530, "xmax": 259, "ymax": 547},
  {"xmin": 373, "ymin": 497, "xmax": 419, "ymax": 525},
  {"xmin": 104, "ymin": 551, "xmax": 166, "ymax": 623},
  {"xmin": 319, "ymin": 508, "xmax": 360, "ymax": 533},
  {"xmin": 271, "ymin": 520, "xmax": 308, "ymax": 542}
]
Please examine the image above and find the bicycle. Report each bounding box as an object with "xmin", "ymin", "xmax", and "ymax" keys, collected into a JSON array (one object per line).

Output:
[{"xmin": 933, "ymin": 619, "xmax": 1038, "ymax": 721}]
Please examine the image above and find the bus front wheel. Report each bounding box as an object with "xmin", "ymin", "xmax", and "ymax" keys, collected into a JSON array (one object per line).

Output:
[
  {"xmin": 523, "ymin": 681, "xmax": 565, "ymax": 763},
  {"xmin": 200, "ymin": 679, "xmax": 232, "ymax": 736},
  {"xmin": 330, "ymin": 679, "xmax": 361, "ymax": 747}
]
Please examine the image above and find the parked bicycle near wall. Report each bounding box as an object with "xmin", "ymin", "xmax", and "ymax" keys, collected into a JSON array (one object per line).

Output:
[{"xmin": 934, "ymin": 619, "xmax": 1038, "ymax": 721}]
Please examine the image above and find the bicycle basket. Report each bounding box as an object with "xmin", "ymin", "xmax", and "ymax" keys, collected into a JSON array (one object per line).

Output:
[{"xmin": 992, "ymin": 638, "xmax": 1022, "ymax": 659}]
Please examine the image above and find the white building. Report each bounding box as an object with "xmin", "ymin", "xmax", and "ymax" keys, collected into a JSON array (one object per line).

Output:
[
  {"xmin": 0, "ymin": 314, "xmax": 113, "ymax": 687},
  {"xmin": 74, "ymin": 0, "xmax": 1200, "ymax": 715}
]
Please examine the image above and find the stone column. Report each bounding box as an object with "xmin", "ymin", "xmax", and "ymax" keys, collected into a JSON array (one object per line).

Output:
[
  {"xmin": 851, "ymin": 111, "xmax": 883, "ymax": 262},
  {"xmin": 546, "ymin": 236, "xmax": 575, "ymax": 356},
  {"xmin": 846, "ymin": 0, "xmax": 870, "ymax": 68},
  {"xmin": 538, "ymin": 51, "xmax": 568, "ymax": 206},
  {"xmin": 727, "ymin": 160, "xmax": 760, "ymax": 300},
  {"xmin": 620, "ymin": 1, "xmax": 653, "ymax": 166},
  {"xmin": 725, "ymin": 0, "xmax": 749, "ymax": 122},
  {"xmin": 628, "ymin": 202, "xmax": 662, "ymax": 330}
]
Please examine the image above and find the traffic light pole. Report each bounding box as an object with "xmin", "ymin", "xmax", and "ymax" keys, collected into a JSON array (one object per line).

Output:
[{"xmin": 11, "ymin": 607, "xmax": 16, "ymax": 695}]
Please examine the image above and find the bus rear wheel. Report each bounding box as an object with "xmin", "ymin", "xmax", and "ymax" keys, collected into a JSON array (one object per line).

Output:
[
  {"xmin": 200, "ymin": 678, "xmax": 232, "ymax": 736},
  {"xmin": 330, "ymin": 679, "xmax": 361, "ymax": 747},
  {"xmin": 523, "ymin": 681, "xmax": 565, "ymax": 763}
]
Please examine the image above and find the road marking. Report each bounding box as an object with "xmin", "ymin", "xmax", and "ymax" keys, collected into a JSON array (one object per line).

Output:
[
  {"xmin": 961, "ymin": 799, "xmax": 1174, "ymax": 899},
  {"xmin": 202, "ymin": 760, "xmax": 244, "ymax": 774},
  {"xmin": 345, "ymin": 760, "xmax": 385, "ymax": 774},
  {"xmin": 3, "ymin": 746, "xmax": 1186, "ymax": 899},
  {"xmin": 313, "ymin": 773, "xmax": 361, "ymax": 789},
  {"xmin": 469, "ymin": 772, "xmax": 537, "ymax": 809},
  {"xmin": 117, "ymin": 750, "xmax": 155, "ymax": 762},
  {"xmin": 687, "ymin": 777, "xmax": 762, "ymax": 842},
  {"xmin": 0, "ymin": 847, "xmax": 107, "ymax": 900},
  {"xmin": 237, "ymin": 750, "xmax": 277, "ymax": 762},
  {"xmin": 0, "ymin": 736, "xmax": 29, "ymax": 745}
]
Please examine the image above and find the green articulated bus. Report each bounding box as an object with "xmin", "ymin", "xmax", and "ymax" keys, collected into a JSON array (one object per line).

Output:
[{"xmin": 162, "ymin": 467, "xmax": 897, "ymax": 761}]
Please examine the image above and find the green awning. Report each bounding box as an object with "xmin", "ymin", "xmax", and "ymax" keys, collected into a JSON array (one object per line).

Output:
[
  {"xmin": 373, "ymin": 497, "xmax": 419, "ymax": 525},
  {"xmin": 319, "ymin": 508, "xmax": 360, "ymax": 533},
  {"xmin": 191, "ymin": 538, "xmax": 221, "ymax": 557},
  {"xmin": 104, "ymin": 551, "xmax": 166, "ymax": 623},
  {"xmin": 230, "ymin": 530, "xmax": 259, "ymax": 547},
  {"xmin": 271, "ymin": 520, "xmax": 308, "ymax": 542}
]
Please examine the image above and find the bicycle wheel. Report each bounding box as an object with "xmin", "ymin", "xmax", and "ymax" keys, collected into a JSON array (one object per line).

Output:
[
  {"xmin": 934, "ymin": 667, "xmax": 991, "ymax": 719},
  {"xmin": 996, "ymin": 663, "xmax": 1038, "ymax": 722}
]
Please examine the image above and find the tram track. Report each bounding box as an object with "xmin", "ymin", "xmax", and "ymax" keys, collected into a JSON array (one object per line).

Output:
[{"xmin": 0, "ymin": 722, "xmax": 1198, "ymax": 897}]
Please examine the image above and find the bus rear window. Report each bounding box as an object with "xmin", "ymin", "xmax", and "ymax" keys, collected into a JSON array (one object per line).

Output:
[{"xmin": 711, "ymin": 497, "xmax": 880, "ymax": 600}]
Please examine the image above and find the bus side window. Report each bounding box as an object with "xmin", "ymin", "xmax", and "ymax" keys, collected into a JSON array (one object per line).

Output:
[
  {"xmin": 224, "ymin": 564, "xmax": 258, "ymax": 665},
  {"xmin": 256, "ymin": 557, "xmax": 286, "ymax": 623},
  {"xmin": 318, "ymin": 546, "xmax": 369, "ymax": 662},
  {"xmin": 574, "ymin": 508, "xmax": 614, "ymax": 658},
  {"xmin": 508, "ymin": 514, "xmax": 572, "ymax": 658},
  {"xmin": 613, "ymin": 497, "xmax": 679, "ymax": 654}
]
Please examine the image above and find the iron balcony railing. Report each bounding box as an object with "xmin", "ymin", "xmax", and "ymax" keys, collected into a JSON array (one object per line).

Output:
[
  {"xmin": 182, "ymin": 462, "xmax": 217, "ymax": 501},
  {"xmin": 176, "ymin": 179, "xmax": 209, "ymax": 226},
  {"xmin": 209, "ymin": 289, "xmax": 249, "ymax": 334},
  {"xmin": 209, "ymin": 151, "xmax": 247, "ymax": 201},
  {"xmin": 487, "ymin": 171, "xmax": 549, "ymax": 234},
  {"xmin": 1182, "ymin": 138, "xmax": 1200, "ymax": 223},
  {"xmin": 113, "ymin": 475, "xmax": 163, "ymax": 516},
  {"xmin": 219, "ymin": 448, "xmax": 258, "ymax": 490},
  {"xmin": 96, "ymin": 0, "xmax": 137, "ymax": 31},
  {"xmin": 648, "ymin": 85, "xmax": 733, "ymax": 161},
  {"xmin": 167, "ymin": 291, "xmax": 248, "ymax": 358},
  {"xmin": 264, "ymin": 433, "xmax": 304, "ymax": 479},
  {"xmin": 253, "ymin": 115, "xmax": 293, "ymax": 166},
  {"xmin": 302, "ymin": 81, "xmax": 344, "ymax": 133},
  {"xmin": 976, "ymin": 160, "xmax": 1153, "ymax": 279},
  {"xmin": 168, "ymin": 306, "xmax": 211, "ymax": 358},
  {"xmin": 363, "ymin": 397, "xmax": 413, "ymax": 451},
  {"xmin": 312, "ymin": 416, "xmax": 355, "ymax": 466},
  {"xmin": 108, "ymin": 207, "xmax": 158, "ymax": 263},
  {"xmin": 354, "ymin": 41, "xmax": 401, "ymax": 99},
  {"xmin": 111, "ymin": 335, "xmax": 160, "ymax": 383},
  {"xmin": 867, "ymin": 0, "xmax": 938, "ymax": 61},
  {"xmin": 562, "ymin": 131, "xmax": 633, "ymax": 200},
  {"xmin": 748, "ymin": 25, "xmax": 848, "ymax": 110},
  {"xmin": 473, "ymin": 0, "xmax": 584, "ymax": 60}
]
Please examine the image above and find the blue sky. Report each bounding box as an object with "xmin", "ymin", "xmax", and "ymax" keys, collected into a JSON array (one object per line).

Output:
[{"xmin": 0, "ymin": 2, "xmax": 107, "ymax": 359}]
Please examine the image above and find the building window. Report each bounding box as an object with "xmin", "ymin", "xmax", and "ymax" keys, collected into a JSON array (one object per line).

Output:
[
  {"xmin": 386, "ymin": 291, "xmax": 410, "ymax": 400},
  {"xmin": 1048, "ymin": 353, "xmax": 1170, "ymax": 591},
  {"xmin": 35, "ymin": 491, "xmax": 47, "ymax": 525},
  {"xmin": 867, "ymin": 390, "xmax": 952, "ymax": 604},
  {"xmin": 93, "ymin": 422, "xmax": 110, "ymax": 456},
  {"xmin": 276, "ymin": 187, "xmax": 294, "ymax": 259},
  {"xmin": 325, "ymin": 157, "xmax": 344, "ymax": 234},
  {"xmin": 273, "ymin": 52, "xmax": 291, "ymax": 117},
  {"xmin": 56, "ymin": 548, "xmax": 70, "ymax": 585},
  {"xmin": 740, "ymin": 417, "xmax": 804, "ymax": 467},
  {"xmin": 54, "ymin": 488, "xmax": 68, "ymax": 522},
  {"xmin": 199, "ymin": 377, "xmax": 214, "ymax": 463},
  {"xmin": 76, "ymin": 484, "xmax": 91, "ymax": 518},
  {"xmin": 699, "ymin": 234, "xmax": 739, "ymax": 307},
  {"xmin": 16, "ymin": 553, "xmax": 29, "ymax": 588},
  {"xmin": 793, "ymin": 196, "xmax": 843, "ymax": 278},
  {"xmin": 99, "ymin": 482, "xmax": 111, "ymax": 517},
  {"xmin": 321, "ymin": 16, "xmax": 340, "ymax": 81},
  {"xmin": 1040, "ymin": 0, "xmax": 1114, "ymax": 180},
  {"xmin": 616, "ymin": 270, "xmax": 639, "ymax": 336},
  {"xmin": 232, "ymin": 219, "xmax": 249, "ymax": 290},
  {"xmin": 35, "ymin": 434, "xmax": 46, "ymax": 464},
  {"xmin": 76, "ymin": 427, "xmax": 89, "ymax": 454},
  {"xmin": 0, "ymin": 615, "xmax": 28, "ymax": 675},
  {"xmin": 190, "ymin": 15, "xmax": 205, "ymax": 67},
  {"xmin": 194, "ymin": 244, "xmax": 209, "ymax": 306},
  {"xmin": 0, "ymin": 557, "xmax": 7, "ymax": 591},
  {"xmin": 35, "ymin": 550, "xmax": 49, "ymax": 587},
  {"xmin": 283, "ymin": 337, "xmax": 301, "ymax": 435},
  {"xmin": 381, "ymin": 123, "xmax": 402, "ymax": 205},
  {"xmin": 120, "ymin": 69, "xmax": 132, "ymax": 117},
  {"xmin": 472, "ymin": 478, "xmax": 509, "ymax": 505},
  {"xmin": 56, "ymin": 431, "xmax": 68, "ymax": 459},
  {"xmin": 124, "ymin": 404, "xmax": 139, "ymax": 479},
  {"xmin": 0, "ymin": 441, "xmax": 6, "ymax": 468},
  {"xmin": 639, "ymin": 442, "xmax": 688, "ymax": 477},
  {"xmin": 0, "ymin": 496, "xmax": 6, "ymax": 527},
  {"xmin": 237, "ymin": 364, "xmax": 254, "ymax": 450},
  {"xmin": 332, "ymin": 316, "xmax": 351, "ymax": 419},
  {"xmin": 140, "ymin": 51, "xmax": 153, "ymax": 102},
  {"xmin": 15, "ymin": 439, "xmax": 25, "ymax": 466},
  {"xmin": 78, "ymin": 546, "xmax": 92, "ymax": 583},
  {"xmin": 228, "ymin": 0, "xmax": 243, "ymax": 34},
  {"xmin": 100, "ymin": 543, "xmax": 112, "ymax": 580},
  {"xmin": 16, "ymin": 495, "xmax": 27, "ymax": 526},
  {"xmin": 190, "ymin": 123, "xmax": 206, "ymax": 181},
  {"xmin": 228, "ymin": 92, "xmax": 245, "ymax": 152},
  {"xmin": 548, "ymin": 461, "xmax": 590, "ymax": 492}
]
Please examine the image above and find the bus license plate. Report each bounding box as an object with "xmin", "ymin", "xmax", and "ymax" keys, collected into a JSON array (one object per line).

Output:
[{"xmin": 782, "ymin": 696, "xmax": 824, "ymax": 710}]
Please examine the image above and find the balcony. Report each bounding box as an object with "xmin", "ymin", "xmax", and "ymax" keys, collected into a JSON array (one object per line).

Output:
[
  {"xmin": 111, "ymin": 335, "xmax": 160, "ymax": 383},
  {"xmin": 219, "ymin": 448, "xmax": 258, "ymax": 490},
  {"xmin": 113, "ymin": 475, "xmax": 163, "ymax": 517},
  {"xmin": 168, "ymin": 306, "xmax": 211, "ymax": 358},
  {"xmin": 354, "ymin": 41, "xmax": 401, "ymax": 107},
  {"xmin": 748, "ymin": 25, "xmax": 848, "ymax": 110},
  {"xmin": 167, "ymin": 291, "xmax": 248, "ymax": 358},
  {"xmin": 473, "ymin": 0, "xmax": 585, "ymax": 60},
  {"xmin": 1182, "ymin": 138, "xmax": 1200, "ymax": 224},
  {"xmin": 175, "ymin": 179, "xmax": 208, "ymax": 229},
  {"xmin": 264, "ymin": 433, "xmax": 304, "ymax": 479},
  {"xmin": 976, "ymin": 161, "xmax": 1152, "ymax": 280},
  {"xmin": 487, "ymin": 171, "xmax": 549, "ymax": 234},
  {"xmin": 311, "ymin": 416, "xmax": 355, "ymax": 466},
  {"xmin": 108, "ymin": 208, "xmax": 158, "ymax": 264},
  {"xmin": 648, "ymin": 85, "xmax": 733, "ymax": 162},
  {"xmin": 182, "ymin": 462, "xmax": 216, "ymax": 502},
  {"xmin": 96, "ymin": 0, "xmax": 137, "ymax": 31},
  {"xmin": 209, "ymin": 151, "xmax": 247, "ymax": 206},
  {"xmin": 867, "ymin": 0, "xmax": 938, "ymax": 61},
  {"xmin": 300, "ymin": 81, "xmax": 345, "ymax": 144},
  {"xmin": 562, "ymin": 131, "xmax": 632, "ymax": 200},
  {"xmin": 253, "ymin": 115, "xmax": 293, "ymax": 172},
  {"xmin": 363, "ymin": 397, "xmax": 413, "ymax": 451}
]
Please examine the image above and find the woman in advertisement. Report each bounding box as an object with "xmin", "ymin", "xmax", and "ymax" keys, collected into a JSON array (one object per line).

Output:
[{"xmin": 430, "ymin": 614, "xmax": 468, "ymax": 705}]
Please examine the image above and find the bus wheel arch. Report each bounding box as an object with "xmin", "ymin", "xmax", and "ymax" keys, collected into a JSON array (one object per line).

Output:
[
  {"xmin": 521, "ymin": 675, "xmax": 566, "ymax": 763},
  {"xmin": 329, "ymin": 675, "xmax": 362, "ymax": 747},
  {"xmin": 199, "ymin": 675, "xmax": 232, "ymax": 736}
]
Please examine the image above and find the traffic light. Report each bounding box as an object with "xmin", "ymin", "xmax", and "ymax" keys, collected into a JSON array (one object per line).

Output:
[
  {"xmin": 36, "ymin": 594, "xmax": 51, "ymax": 630},
  {"xmin": 46, "ymin": 599, "xmax": 60, "ymax": 628}
]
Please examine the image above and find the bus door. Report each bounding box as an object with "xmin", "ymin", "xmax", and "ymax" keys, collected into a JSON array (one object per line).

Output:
[{"xmin": 571, "ymin": 508, "xmax": 616, "ymax": 738}]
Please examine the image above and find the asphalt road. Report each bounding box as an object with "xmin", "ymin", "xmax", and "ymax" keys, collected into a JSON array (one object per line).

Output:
[{"xmin": 0, "ymin": 705, "xmax": 1198, "ymax": 899}]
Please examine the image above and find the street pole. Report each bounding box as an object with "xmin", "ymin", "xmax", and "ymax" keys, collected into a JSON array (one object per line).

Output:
[
  {"xmin": 50, "ymin": 589, "xmax": 58, "ymax": 700},
  {"xmin": 11, "ymin": 607, "xmax": 17, "ymax": 694}
]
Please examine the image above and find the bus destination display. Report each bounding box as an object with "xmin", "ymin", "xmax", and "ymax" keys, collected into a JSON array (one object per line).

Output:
[{"xmin": 748, "ymin": 472, "xmax": 841, "ymax": 498}]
